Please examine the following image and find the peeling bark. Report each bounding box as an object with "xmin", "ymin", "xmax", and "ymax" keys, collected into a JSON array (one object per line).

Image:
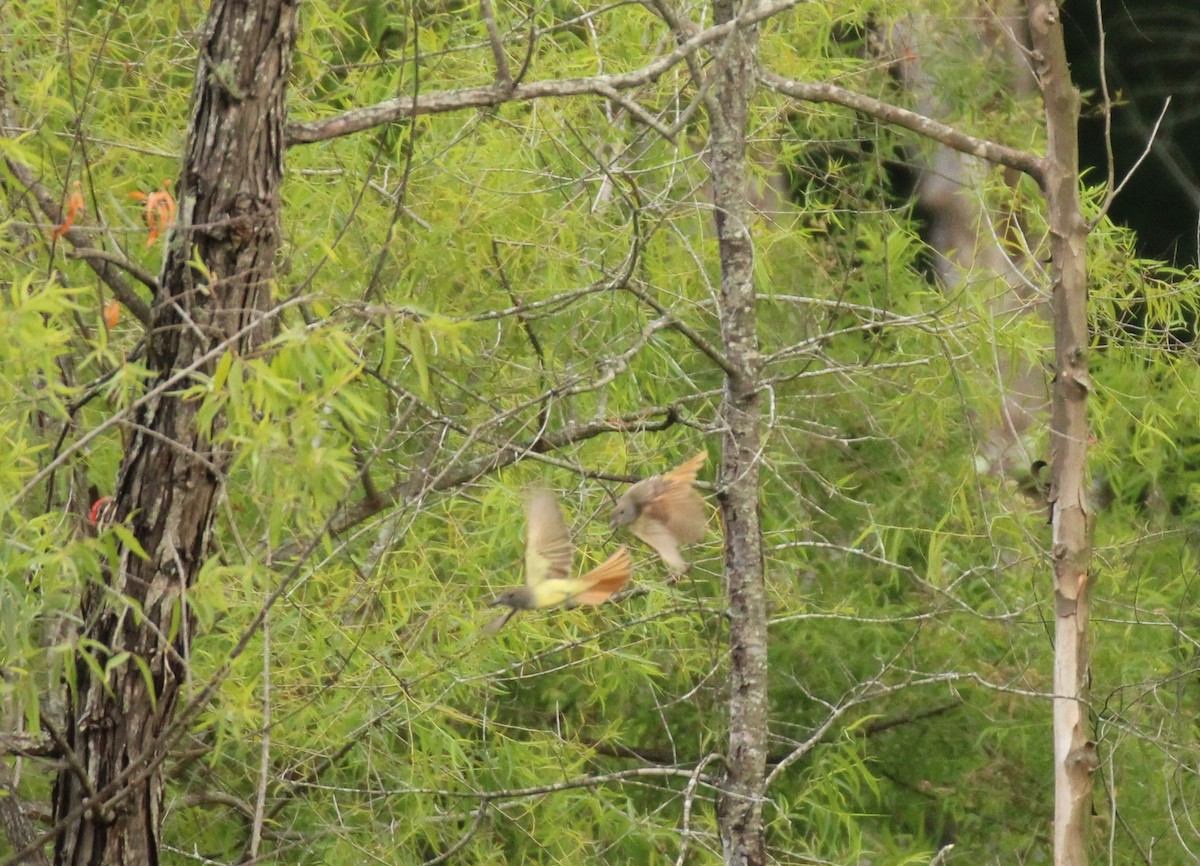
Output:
[
  {"xmin": 1025, "ymin": 2, "xmax": 1095, "ymax": 864},
  {"xmin": 50, "ymin": 2, "xmax": 301, "ymax": 864},
  {"xmin": 707, "ymin": 2, "xmax": 767, "ymax": 865}
]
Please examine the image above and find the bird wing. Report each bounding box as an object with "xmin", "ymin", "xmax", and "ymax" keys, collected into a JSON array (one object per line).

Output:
[
  {"xmin": 641, "ymin": 450, "xmax": 708, "ymax": 545},
  {"xmin": 621, "ymin": 450, "xmax": 707, "ymax": 515},
  {"xmin": 525, "ymin": 490, "xmax": 574, "ymax": 588},
  {"xmin": 642, "ymin": 484, "xmax": 707, "ymax": 544},
  {"xmin": 630, "ymin": 516, "xmax": 688, "ymax": 572},
  {"xmin": 567, "ymin": 547, "xmax": 632, "ymax": 606},
  {"xmin": 663, "ymin": 450, "xmax": 707, "ymax": 487}
]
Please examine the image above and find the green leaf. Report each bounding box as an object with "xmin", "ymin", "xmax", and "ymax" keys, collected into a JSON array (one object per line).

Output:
[{"xmin": 111, "ymin": 523, "xmax": 150, "ymax": 560}]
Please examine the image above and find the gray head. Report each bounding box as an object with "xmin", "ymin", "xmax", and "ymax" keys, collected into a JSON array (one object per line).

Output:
[
  {"xmin": 609, "ymin": 496, "xmax": 638, "ymax": 529},
  {"xmin": 489, "ymin": 587, "xmax": 536, "ymax": 610}
]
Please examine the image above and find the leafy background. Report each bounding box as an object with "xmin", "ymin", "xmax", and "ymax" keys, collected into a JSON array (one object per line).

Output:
[{"xmin": 2, "ymin": 0, "xmax": 1199, "ymax": 863}]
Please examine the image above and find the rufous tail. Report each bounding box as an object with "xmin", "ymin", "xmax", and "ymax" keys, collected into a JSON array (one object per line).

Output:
[{"xmin": 571, "ymin": 548, "xmax": 632, "ymax": 605}]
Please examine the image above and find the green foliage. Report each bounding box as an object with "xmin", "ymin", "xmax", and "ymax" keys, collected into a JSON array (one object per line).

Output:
[{"xmin": 3, "ymin": 0, "xmax": 1200, "ymax": 864}]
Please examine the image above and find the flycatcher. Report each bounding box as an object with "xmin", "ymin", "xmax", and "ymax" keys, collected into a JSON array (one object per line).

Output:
[
  {"xmin": 610, "ymin": 451, "xmax": 707, "ymax": 573},
  {"xmin": 486, "ymin": 489, "xmax": 632, "ymax": 632}
]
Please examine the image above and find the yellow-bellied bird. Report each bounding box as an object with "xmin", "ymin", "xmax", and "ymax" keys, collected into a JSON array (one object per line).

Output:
[
  {"xmin": 610, "ymin": 451, "xmax": 707, "ymax": 573},
  {"xmin": 486, "ymin": 490, "xmax": 631, "ymax": 632}
]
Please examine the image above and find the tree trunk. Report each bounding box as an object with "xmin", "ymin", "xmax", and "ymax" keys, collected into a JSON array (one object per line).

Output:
[
  {"xmin": 51, "ymin": 2, "xmax": 300, "ymax": 863},
  {"xmin": 1026, "ymin": 2, "xmax": 1095, "ymax": 864},
  {"xmin": 708, "ymin": 3, "xmax": 767, "ymax": 865}
]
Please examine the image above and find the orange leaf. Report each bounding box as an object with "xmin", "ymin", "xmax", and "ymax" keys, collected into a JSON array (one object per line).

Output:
[
  {"xmin": 131, "ymin": 179, "xmax": 176, "ymax": 247},
  {"xmin": 103, "ymin": 300, "xmax": 120, "ymax": 329},
  {"xmin": 51, "ymin": 181, "xmax": 84, "ymax": 240}
]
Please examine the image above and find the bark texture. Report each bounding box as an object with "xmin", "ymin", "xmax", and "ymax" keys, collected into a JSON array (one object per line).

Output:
[
  {"xmin": 0, "ymin": 774, "xmax": 50, "ymax": 866},
  {"xmin": 1026, "ymin": 2, "xmax": 1095, "ymax": 864},
  {"xmin": 51, "ymin": 2, "xmax": 300, "ymax": 864},
  {"xmin": 708, "ymin": 2, "xmax": 767, "ymax": 865}
]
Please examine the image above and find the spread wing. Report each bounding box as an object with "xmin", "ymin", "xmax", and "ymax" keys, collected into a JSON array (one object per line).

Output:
[
  {"xmin": 524, "ymin": 489, "xmax": 573, "ymax": 588},
  {"xmin": 619, "ymin": 451, "xmax": 707, "ymax": 520},
  {"xmin": 645, "ymin": 485, "xmax": 706, "ymax": 543},
  {"xmin": 644, "ymin": 451, "xmax": 708, "ymax": 545},
  {"xmin": 567, "ymin": 548, "xmax": 632, "ymax": 606},
  {"xmin": 630, "ymin": 517, "xmax": 688, "ymax": 573},
  {"xmin": 663, "ymin": 451, "xmax": 707, "ymax": 487}
]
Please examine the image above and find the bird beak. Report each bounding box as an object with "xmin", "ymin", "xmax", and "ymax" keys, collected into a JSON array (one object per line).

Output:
[
  {"xmin": 487, "ymin": 595, "xmax": 505, "ymax": 608},
  {"xmin": 482, "ymin": 608, "xmax": 517, "ymax": 635}
]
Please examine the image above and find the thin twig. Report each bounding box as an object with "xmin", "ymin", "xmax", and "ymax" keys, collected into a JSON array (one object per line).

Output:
[
  {"xmin": 66, "ymin": 247, "xmax": 160, "ymax": 294},
  {"xmin": 675, "ymin": 753, "xmax": 721, "ymax": 866},
  {"xmin": 286, "ymin": 0, "xmax": 803, "ymax": 145},
  {"xmin": 0, "ymin": 152, "xmax": 154, "ymax": 324},
  {"xmin": 1092, "ymin": 97, "xmax": 1171, "ymax": 228},
  {"xmin": 248, "ymin": 610, "xmax": 270, "ymax": 860},
  {"xmin": 761, "ymin": 68, "xmax": 1046, "ymax": 189},
  {"xmin": 419, "ymin": 800, "xmax": 489, "ymax": 866},
  {"xmin": 479, "ymin": 0, "xmax": 512, "ymax": 90},
  {"xmin": 1096, "ymin": 0, "xmax": 1114, "ymax": 203},
  {"xmin": 40, "ymin": 715, "xmax": 96, "ymax": 802},
  {"xmin": 12, "ymin": 296, "xmax": 311, "ymax": 512}
]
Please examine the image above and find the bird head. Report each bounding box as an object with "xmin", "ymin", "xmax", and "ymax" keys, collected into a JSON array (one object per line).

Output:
[
  {"xmin": 609, "ymin": 497, "xmax": 637, "ymax": 528},
  {"xmin": 489, "ymin": 587, "xmax": 535, "ymax": 610}
]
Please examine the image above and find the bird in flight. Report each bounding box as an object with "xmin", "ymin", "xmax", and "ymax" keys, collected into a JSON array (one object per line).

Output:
[
  {"xmin": 486, "ymin": 489, "xmax": 631, "ymax": 633},
  {"xmin": 610, "ymin": 451, "xmax": 708, "ymax": 574}
]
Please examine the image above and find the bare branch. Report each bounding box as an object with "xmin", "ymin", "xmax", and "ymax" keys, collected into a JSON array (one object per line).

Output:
[
  {"xmin": 419, "ymin": 801, "xmax": 489, "ymax": 866},
  {"xmin": 1096, "ymin": 0, "xmax": 1115, "ymax": 201},
  {"xmin": 317, "ymin": 406, "xmax": 681, "ymax": 545},
  {"xmin": 479, "ymin": 0, "xmax": 512, "ymax": 90},
  {"xmin": 178, "ymin": 790, "xmax": 256, "ymax": 821},
  {"xmin": 765, "ymin": 673, "xmax": 978, "ymax": 789},
  {"xmin": 625, "ymin": 280, "xmax": 735, "ymax": 376},
  {"xmin": 248, "ymin": 613, "xmax": 270, "ymax": 860},
  {"xmin": 65, "ymin": 247, "xmax": 159, "ymax": 295},
  {"xmin": 675, "ymin": 753, "xmax": 721, "ymax": 866},
  {"xmin": 0, "ymin": 151, "xmax": 154, "ymax": 325},
  {"xmin": 759, "ymin": 69, "xmax": 1047, "ymax": 190},
  {"xmin": 41, "ymin": 715, "xmax": 97, "ymax": 804},
  {"xmin": 0, "ymin": 732, "xmax": 56, "ymax": 759},
  {"xmin": 286, "ymin": 0, "xmax": 801, "ymax": 145},
  {"xmin": 1092, "ymin": 97, "xmax": 1171, "ymax": 228},
  {"xmin": 596, "ymin": 83, "xmax": 677, "ymax": 142},
  {"xmin": 1026, "ymin": 2, "xmax": 1096, "ymax": 862}
]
